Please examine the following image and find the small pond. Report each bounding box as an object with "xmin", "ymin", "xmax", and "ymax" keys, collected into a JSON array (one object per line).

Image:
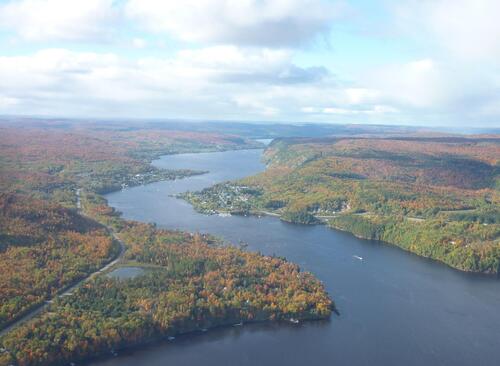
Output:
[{"xmin": 107, "ymin": 266, "xmax": 146, "ymax": 280}]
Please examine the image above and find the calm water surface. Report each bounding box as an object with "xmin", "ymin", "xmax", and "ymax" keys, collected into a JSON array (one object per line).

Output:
[
  {"xmin": 107, "ymin": 266, "xmax": 145, "ymax": 280},
  {"xmin": 96, "ymin": 149, "xmax": 500, "ymax": 366}
]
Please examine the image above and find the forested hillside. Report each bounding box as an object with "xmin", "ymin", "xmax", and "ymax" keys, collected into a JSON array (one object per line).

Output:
[
  {"xmin": 0, "ymin": 124, "xmax": 260, "ymax": 204},
  {"xmin": 0, "ymin": 216, "xmax": 332, "ymax": 366},
  {"xmin": 0, "ymin": 121, "xmax": 333, "ymax": 366},
  {"xmin": 0, "ymin": 194, "xmax": 117, "ymax": 329},
  {"xmin": 0, "ymin": 122, "xmax": 261, "ymax": 327},
  {"xmin": 183, "ymin": 136, "xmax": 500, "ymax": 273}
]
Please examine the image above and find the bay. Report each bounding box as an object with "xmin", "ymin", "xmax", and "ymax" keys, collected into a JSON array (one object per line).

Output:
[{"xmin": 95, "ymin": 149, "xmax": 500, "ymax": 366}]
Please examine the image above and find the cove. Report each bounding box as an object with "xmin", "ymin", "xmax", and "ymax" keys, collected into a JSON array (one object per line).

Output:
[{"xmin": 95, "ymin": 149, "xmax": 500, "ymax": 366}]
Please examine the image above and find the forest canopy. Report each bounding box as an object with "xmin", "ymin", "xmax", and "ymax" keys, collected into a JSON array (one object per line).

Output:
[
  {"xmin": 183, "ymin": 136, "xmax": 500, "ymax": 274},
  {"xmin": 0, "ymin": 120, "xmax": 333, "ymax": 366}
]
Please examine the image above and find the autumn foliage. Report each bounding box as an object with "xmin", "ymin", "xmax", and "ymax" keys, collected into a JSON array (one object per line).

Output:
[
  {"xmin": 0, "ymin": 193, "xmax": 117, "ymax": 328},
  {"xmin": 0, "ymin": 121, "xmax": 333, "ymax": 366},
  {"xmin": 0, "ymin": 220, "xmax": 332, "ymax": 366},
  {"xmin": 184, "ymin": 136, "xmax": 500, "ymax": 273}
]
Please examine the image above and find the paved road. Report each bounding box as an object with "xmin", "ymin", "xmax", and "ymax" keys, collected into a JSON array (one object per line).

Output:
[{"xmin": 0, "ymin": 212, "xmax": 126, "ymax": 338}]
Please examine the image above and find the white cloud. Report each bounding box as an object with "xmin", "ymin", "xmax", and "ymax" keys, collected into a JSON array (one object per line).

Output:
[
  {"xmin": 0, "ymin": 0, "xmax": 499, "ymax": 127},
  {"xmin": 176, "ymin": 46, "xmax": 291, "ymax": 71},
  {"xmin": 233, "ymin": 95, "xmax": 280, "ymax": 116},
  {"xmin": 132, "ymin": 38, "xmax": 148, "ymax": 49},
  {"xmin": 301, "ymin": 105, "xmax": 397, "ymax": 116},
  {"xmin": 0, "ymin": 48, "xmax": 331, "ymax": 118},
  {"xmin": 0, "ymin": 0, "xmax": 497, "ymax": 127},
  {"xmin": 172, "ymin": 46, "xmax": 328, "ymax": 84},
  {"xmin": 343, "ymin": 88, "xmax": 381, "ymax": 105},
  {"xmin": 125, "ymin": 0, "xmax": 343, "ymax": 47},
  {"xmin": 0, "ymin": 47, "xmax": 396, "ymax": 121},
  {"xmin": 0, "ymin": 48, "xmax": 496, "ymax": 125},
  {"xmin": 0, "ymin": 0, "xmax": 117, "ymax": 42},
  {"xmin": 0, "ymin": 0, "xmax": 344, "ymax": 47},
  {"xmin": 366, "ymin": 57, "xmax": 500, "ymax": 120},
  {"xmin": 370, "ymin": 58, "xmax": 450, "ymax": 108},
  {"xmin": 393, "ymin": 0, "xmax": 500, "ymax": 64},
  {"xmin": 0, "ymin": 96, "xmax": 18, "ymax": 107},
  {"xmin": 361, "ymin": 0, "xmax": 500, "ymax": 125}
]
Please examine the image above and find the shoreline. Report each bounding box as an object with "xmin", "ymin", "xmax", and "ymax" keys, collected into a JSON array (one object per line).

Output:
[
  {"xmin": 75, "ymin": 316, "xmax": 333, "ymax": 366},
  {"xmin": 1, "ymin": 147, "xmax": 335, "ymax": 366},
  {"xmin": 190, "ymin": 207, "xmax": 499, "ymax": 277}
]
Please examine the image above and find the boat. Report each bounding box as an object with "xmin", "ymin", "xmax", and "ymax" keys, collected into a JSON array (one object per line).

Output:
[
  {"xmin": 353, "ymin": 255, "xmax": 363, "ymax": 261},
  {"xmin": 289, "ymin": 318, "xmax": 300, "ymax": 324},
  {"xmin": 167, "ymin": 336, "xmax": 175, "ymax": 341},
  {"xmin": 218, "ymin": 212, "xmax": 232, "ymax": 217},
  {"xmin": 233, "ymin": 322, "xmax": 243, "ymax": 327}
]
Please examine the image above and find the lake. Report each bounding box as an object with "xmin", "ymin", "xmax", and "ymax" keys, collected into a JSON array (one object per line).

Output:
[{"xmin": 96, "ymin": 149, "xmax": 500, "ymax": 366}]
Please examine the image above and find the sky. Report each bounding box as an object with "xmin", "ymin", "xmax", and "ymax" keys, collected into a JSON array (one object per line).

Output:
[{"xmin": 0, "ymin": 0, "xmax": 498, "ymax": 127}]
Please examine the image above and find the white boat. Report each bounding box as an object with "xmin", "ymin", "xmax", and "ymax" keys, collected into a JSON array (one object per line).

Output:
[
  {"xmin": 233, "ymin": 322, "xmax": 243, "ymax": 327},
  {"xmin": 289, "ymin": 318, "xmax": 300, "ymax": 324},
  {"xmin": 353, "ymin": 255, "xmax": 363, "ymax": 261},
  {"xmin": 167, "ymin": 336, "xmax": 175, "ymax": 341},
  {"xmin": 218, "ymin": 212, "xmax": 232, "ymax": 217}
]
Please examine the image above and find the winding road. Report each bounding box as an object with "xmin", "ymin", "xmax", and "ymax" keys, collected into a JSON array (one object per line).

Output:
[{"xmin": 0, "ymin": 191, "xmax": 126, "ymax": 338}]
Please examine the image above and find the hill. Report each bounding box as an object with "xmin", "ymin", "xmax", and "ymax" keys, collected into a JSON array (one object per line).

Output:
[{"xmin": 183, "ymin": 136, "xmax": 500, "ymax": 273}]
